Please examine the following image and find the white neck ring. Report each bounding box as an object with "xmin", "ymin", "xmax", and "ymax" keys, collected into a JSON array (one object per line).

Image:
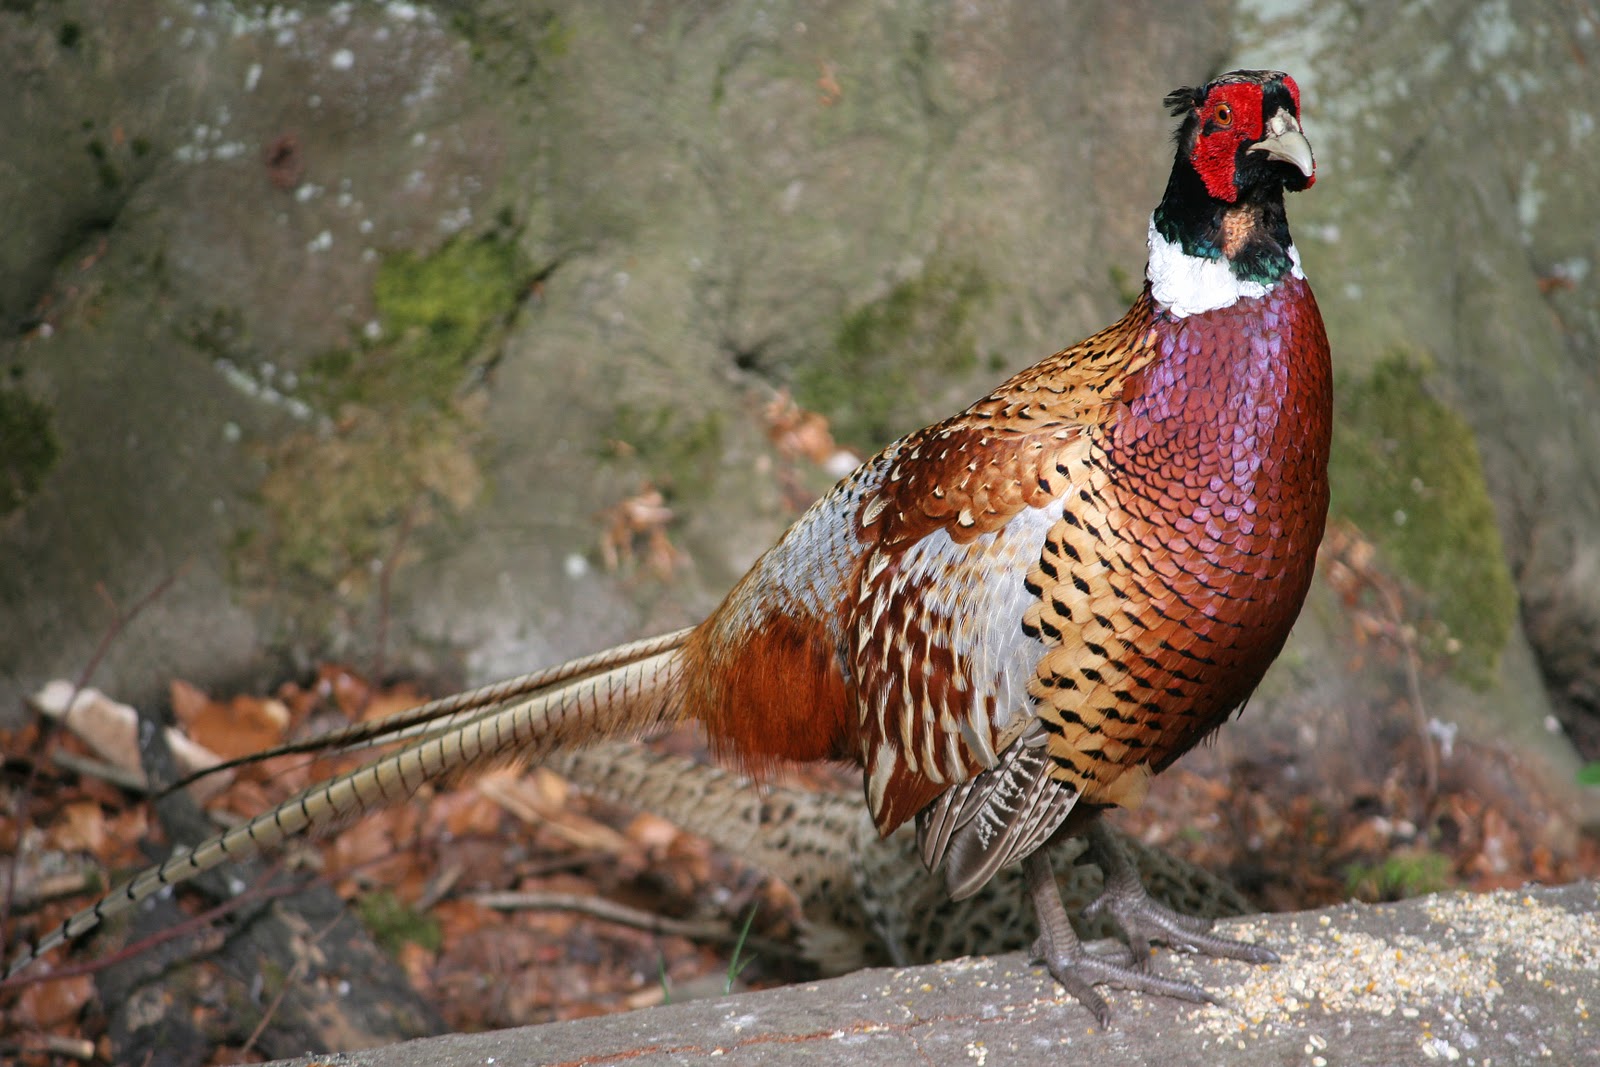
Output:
[{"xmin": 1145, "ymin": 215, "xmax": 1304, "ymax": 318}]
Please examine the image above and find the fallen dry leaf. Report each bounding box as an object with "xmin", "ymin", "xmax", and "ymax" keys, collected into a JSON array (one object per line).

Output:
[
  {"xmin": 12, "ymin": 658, "xmax": 1600, "ymax": 1057},
  {"xmin": 30, "ymin": 680, "xmax": 232, "ymax": 800},
  {"xmin": 13, "ymin": 968, "xmax": 95, "ymax": 1029},
  {"xmin": 476, "ymin": 770, "xmax": 633, "ymax": 854},
  {"xmin": 623, "ymin": 811, "xmax": 680, "ymax": 852},
  {"xmin": 425, "ymin": 788, "xmax": 504, "ymax": 840},
  {"xmin": 173, "ymin": 679, "xmax": 290, "ymax": 761},
  {"xmin": 597, "ymin": 484, "xmax": 683, "ymax": 580},
  {"xmin": 49, "ymin": 801, "xmax": 107, "ymax": 854}
]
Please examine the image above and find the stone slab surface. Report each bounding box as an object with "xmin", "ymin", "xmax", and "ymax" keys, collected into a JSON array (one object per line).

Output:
[{"xmin": 266, "ymin": 881, "xmax": 1599, "ymax": 1067}]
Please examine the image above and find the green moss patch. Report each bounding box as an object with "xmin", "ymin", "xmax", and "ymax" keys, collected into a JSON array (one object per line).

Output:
[
  {"xmin": 310, "ymin": 233, "xmax": 528, "ymax": 413},
  {"xmin": 1344, "ymin": 848, "xmax": 1455, "ymax": 902},
  {"xmin": 0, "ymin": 379, "xmax": 59, "ymax": 517},
  {"xmin": 605, "ymin": 404, "xmax": 725, "ymax": 498},
  {"xmin": 357, "ymin": 890, "xmax": 443, "ymax": 956},
  {"xmin": 246, "ymin": 409, "xmax": 483, "ymax": 598},
  {"xmin": 240, "ymin": 232, "xmax": 529, "ymax": 608},
  {"xmin": 794, "ymin": 259, "xmax": 988, "ymax": 452},
  {"xmin": 1329, "ymin": 354, "xmax": 1518, "ymax": 685}
]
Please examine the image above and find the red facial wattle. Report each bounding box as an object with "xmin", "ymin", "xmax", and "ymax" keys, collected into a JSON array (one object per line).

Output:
[
  {"xmin": 1190, "ymin": 83, "xmax": 1266, "ymax": 202},
  {"xmin": 1283, "ymin": 74, "xmax": 1302, "ymax": 116}
]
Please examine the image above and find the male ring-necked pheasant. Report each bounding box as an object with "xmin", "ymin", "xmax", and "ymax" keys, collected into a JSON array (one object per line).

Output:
[{"xmin": 6, "ymin": 69, "xmax": 1330, "ymax": 1024}]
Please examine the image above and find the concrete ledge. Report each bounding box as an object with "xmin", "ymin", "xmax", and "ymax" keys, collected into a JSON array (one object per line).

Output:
[{"xmin": 266, "ymin": 881, "xmax": 1598, "ymax": 1066}]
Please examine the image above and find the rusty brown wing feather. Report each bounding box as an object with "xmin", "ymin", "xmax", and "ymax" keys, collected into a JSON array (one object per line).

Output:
[{"xmin": 679, "ymin": 299, "xmax": 1160, "ymax": 815}]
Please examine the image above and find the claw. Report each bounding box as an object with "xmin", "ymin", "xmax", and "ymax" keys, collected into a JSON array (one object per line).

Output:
[
  {"xmin": 1031, "ymin": 929, "xmax": 1216, "ymax": 1028},
  {"xmin": 1025, "ymin": 849, "xmax": 1216, "ymax": 1027},
  {"xmin": 1085, "ymin": 819, "xmax": 1277, "ymax": 966},
  {"xmin": 1023, "ymin": 818, "xmax": 1279, "ymax": 1025}
]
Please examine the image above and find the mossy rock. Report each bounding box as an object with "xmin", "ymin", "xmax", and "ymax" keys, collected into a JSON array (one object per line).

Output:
[
  {"xmin": 0, "ymin": 378, "xmax": 58, "ymax": 517},
  {"xmin": 309, "ymin": 232, "xmax": 530, "ymax": 415},
  {"xmin": 1329, "ymin": 354, "xmax": 1518, "ymax": 686},
  {"xmin": 236, "ymin": 232, "xmax": 530, "ymax": 612},
  {"xmin": 795, "ymin": 260, "xmax": 989, "ymax": 453}
]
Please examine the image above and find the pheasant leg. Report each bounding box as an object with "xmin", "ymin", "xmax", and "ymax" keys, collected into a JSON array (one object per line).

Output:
[
  {"xmin": 1081, "ymin": 818, "xmax": 1278, "ymax": 969},
  {"xmin": 1024, "ymin": 851, "xmax": 1213, "ymax": 1027}
]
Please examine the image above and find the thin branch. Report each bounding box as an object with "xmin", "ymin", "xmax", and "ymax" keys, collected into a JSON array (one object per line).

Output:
[
  {"xmin": 472, "ymin": 890, "xmax": 795, "ymax": 961},
  {"xmin": 1377, "ymin": 582, "xmax": 1438, "ymax": 802},
  {"xmin": 0, "ymin": 870, "xmax": 306, "ymax": 992},
  {"xmin": 414, "ymin": 861, "xmax": 464, "ymax": 913},
  {"xmin": 47, "ymin": 749, "xmax": 151, "ymax": 794},
  {"xmin": 77, "ymin": 567, "xmax": 194, "ymax": 706},
  {"xmin": 0, "ymin": 1034, "xmax": 96, "ymax": 1061}
]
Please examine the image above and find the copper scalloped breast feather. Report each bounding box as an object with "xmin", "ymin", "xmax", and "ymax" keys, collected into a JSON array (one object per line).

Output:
[{"xmin": 1025, "ymin": 276, "xmax": 1331, "ymax": 812}]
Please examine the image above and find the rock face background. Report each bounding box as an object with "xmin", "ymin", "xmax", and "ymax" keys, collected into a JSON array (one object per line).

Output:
[{"xmin": 2, "ymin": 1, "xmax": 1597, "ymax": 826}]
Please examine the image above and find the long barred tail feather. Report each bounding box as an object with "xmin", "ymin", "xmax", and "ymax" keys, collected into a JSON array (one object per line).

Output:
[
  {"xmin": 4, "ymin": 643, "xmax": 685, "ymax": 981},
  {"xmin": 163, "ymin": 628, "xmax": 695, "ymax": 795}
]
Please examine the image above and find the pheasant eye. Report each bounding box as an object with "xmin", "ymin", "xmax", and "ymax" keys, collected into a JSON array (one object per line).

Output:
[{"xmin": 1213, "ymin": 103, "xmax": 1233, "ymax": 128}]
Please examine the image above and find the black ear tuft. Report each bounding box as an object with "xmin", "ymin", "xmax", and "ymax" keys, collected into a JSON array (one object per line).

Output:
[{"xmin": 1164, "ymin": 85, "xmax": 1205, "ymax": 116}]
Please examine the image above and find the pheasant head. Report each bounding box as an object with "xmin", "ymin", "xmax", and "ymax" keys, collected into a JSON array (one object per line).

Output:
[{"xmin": 1150, "ymin": 70, "xmax": 1317, "ymax": 313}]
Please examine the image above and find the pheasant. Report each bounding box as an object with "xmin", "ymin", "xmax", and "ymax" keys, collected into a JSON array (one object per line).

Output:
[
  {"xmin": 5, "ymin": 69, "xmax": 1329, "ymax": 1025},
  {"xmin": 548, "ymin": 742, "xmax": 1255, "ymax": 975}
]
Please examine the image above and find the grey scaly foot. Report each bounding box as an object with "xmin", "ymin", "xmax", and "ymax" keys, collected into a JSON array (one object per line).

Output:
[
  {"xmin": 1082, "ymin": 818, "xmax": 1278, "ymax": 969},
  {"xmin": 1024, "ymin": 851, "xmax": 1215, "ymax": 1027}
]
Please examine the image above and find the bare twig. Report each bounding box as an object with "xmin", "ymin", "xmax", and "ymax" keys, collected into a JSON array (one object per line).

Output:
[
  {"xmin": 414, "ymin": 861, "xmax": 464, "ymax": 913},
  {"xmin": 46, "ymin": 748, "xmax": 152, "ymax": 794},
  {"xmin": 471, "ymin": 890, "xmax": 794, "ymax": 960},
  {"xmin": 1376, "ymin": 581, "xmax": 1438, "ymax": 802},
  {"xmin": 78, "ymin": 567, "xmax": 194, "ymax": 702},
  {"xmin": 1320, "ymin": 526, "xmax": 1439, "ymax": 809},
  {"xmin": 0, "ymin": 1034, "xmax": 96, "ymax": 1061},
  {"xmin": 0, "ymin": 869, "xmax": 305, "ymax": 991}
]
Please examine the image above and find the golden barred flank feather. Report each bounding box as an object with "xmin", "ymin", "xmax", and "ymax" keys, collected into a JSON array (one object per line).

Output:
[{"xmin": 548, "ymin": 742, "xmax": 1253, "ymax": 973}]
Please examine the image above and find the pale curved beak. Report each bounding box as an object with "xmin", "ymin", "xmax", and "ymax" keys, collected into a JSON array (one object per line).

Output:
[{"xmin": 1250, "ymin": 112, "xmax": 1315, "ymax": 179}]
